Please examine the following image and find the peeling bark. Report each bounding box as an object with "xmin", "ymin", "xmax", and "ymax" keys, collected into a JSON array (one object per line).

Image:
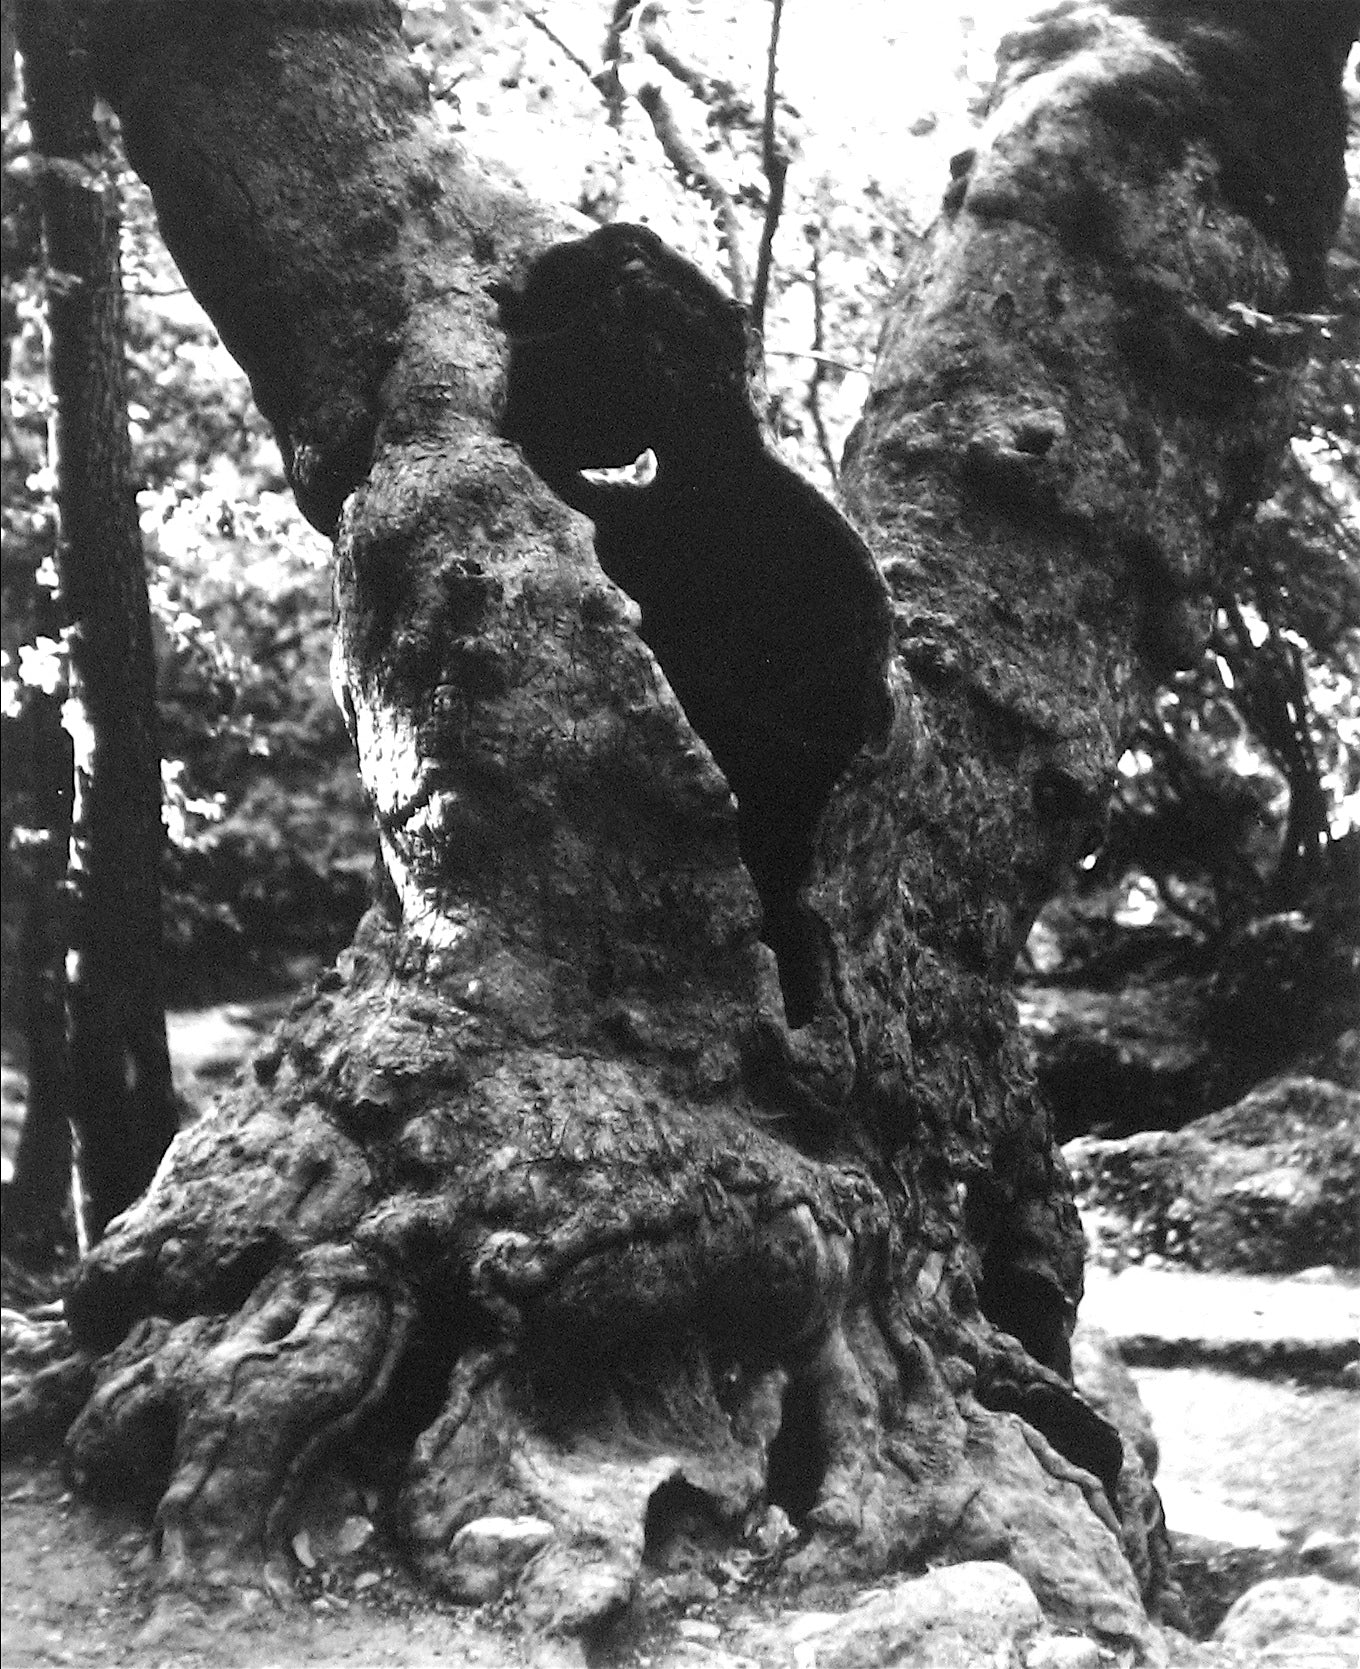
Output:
[{"xmin": 6, "ymin": 0, "xmax": 1354, "ymax": 1651}]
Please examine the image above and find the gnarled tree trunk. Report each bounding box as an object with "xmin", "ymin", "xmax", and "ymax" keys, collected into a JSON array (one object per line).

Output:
[{"xmin": 7, "ymin": 0, "xmax": 1353, "ymax": 1653}]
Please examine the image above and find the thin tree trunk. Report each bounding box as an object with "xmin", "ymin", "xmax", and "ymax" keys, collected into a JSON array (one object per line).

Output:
[
  {"xmin": 17, "ymin": 0, "xmax": 176, "ymax": 1241},
  {"xmin": 4, "ymin": 681, "xmax": 75, "ymax": 1265}
]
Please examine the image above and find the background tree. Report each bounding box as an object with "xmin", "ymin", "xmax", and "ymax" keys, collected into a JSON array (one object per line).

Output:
[
  {"xmin": 1025, "ymin": 183, "xmax": 1360, "ymax": 1135},
  {"xmin": 1072, "ymin": 197, "xmax": 1359, "ymax": 959},
  {"xmin": 4, "ymin": 0, "xmax": 175, "ymax": 1252},
  {"xmin": 3, "ymin": 0, "xmax": 1355, "ymax": 1655}
]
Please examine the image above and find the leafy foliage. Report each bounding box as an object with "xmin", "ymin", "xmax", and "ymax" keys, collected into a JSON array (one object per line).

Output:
[
  {"xmin": 142, "ymin": 485, "xmax": 372, "ymax": 993},
  {"xmin": 1071, "ymin": 194, "xmax": 1360, "ymax": 986},
  {"xmin": 3, "ymin": 132, "xmax": 370, "ymax": 1005}
]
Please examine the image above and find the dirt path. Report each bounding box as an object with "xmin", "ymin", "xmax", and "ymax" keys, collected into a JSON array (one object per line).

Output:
[
  {"xmin": 1081, "ymin": 1265, "xmax": 1360, "ymax": 1368},
  {"xmin": 2, "ymin": 987, "xmax": 301, "ymax": 1178},
  {"xmin": 2, "ymin": 1460, "xmax": 581, "ymax": 1669},
  {"xmin": 1134, "ymin": 1369, "xmax": 1358, "ymax": 1547}
]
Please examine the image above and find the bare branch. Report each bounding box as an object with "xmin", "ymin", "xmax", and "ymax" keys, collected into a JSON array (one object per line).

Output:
[
  {"xmin": 599, "ymin": 0, "xmax": 635, "ymax": 125},
  {"xmin": 803, "ymin": 217, "xmax": 838, "ymax": 479},
  {"xmin": 765, "ymin": 347, "xmax": 868, "ymax": 376},
  {"xmin": 623, "ymin": 4, "xmax": 752, "ymax": 300},
  {"xmin": 749, "ymin": 0, "xmax": 787, "ymax": 337},
  {"xmin": 518, "ymin": 4, "xmax": 599, "ymax": 90},
  {"xmin": 637, "ymin": 2, "xmax": 712, "ymax": 102},
  {"xmin": 636, "ymin": 80, "xmax": 748, "ymax": 302},
  {"xmin": 633, "ymin": 2, "xmax": 749, "ymax": 116}
]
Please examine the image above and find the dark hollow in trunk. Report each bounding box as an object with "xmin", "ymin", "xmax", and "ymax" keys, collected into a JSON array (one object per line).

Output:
[{"xmin": 495, "ymin": 222, "xmax": 895, "ymax": 1026}]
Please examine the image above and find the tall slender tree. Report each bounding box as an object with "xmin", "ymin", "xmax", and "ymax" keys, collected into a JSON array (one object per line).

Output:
[
  {"xmin": 13, "ymin": 0, "xmax": 176, "ymax": 1245},
  {"xmin": 4, "ymin": 579, "xmax": 75, "ymax": 1265}
]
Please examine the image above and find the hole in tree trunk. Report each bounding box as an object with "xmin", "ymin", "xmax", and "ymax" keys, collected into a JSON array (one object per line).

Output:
[
  {"xmin": 495, "ymin": 224, "xmax": 894, "ymax": 1031},
  {"xmin": 976, "ymin": 1258, "xmax": 1074, "ymax": 1381},
  {"xmin": 70, "ymin": 1395, "xmax": 178, "ymax": 1519},
  {"xmin": 642, "ymin": 1475, "xmax": 728, "ymax": 1569},
  {"xmin": 764, "ymin": 1373, "xmax": 828, "ymax": 1523},
  {"xmin": 350, "ymin": 1319, "xmax": 464, "ymax": 1496},
  {"xmin": 759, "ymin": 895, "xmax": 826, "ymax": 1031}
]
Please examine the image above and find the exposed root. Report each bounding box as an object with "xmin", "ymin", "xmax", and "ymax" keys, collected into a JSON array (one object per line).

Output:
[
  {"xmin": 1, "ymin": 1305, "xmax": 96, "ymax": 1449},
  {"xmin": 59, "ymin": 1246, "xmax": 416, "ymax": 1590},
  {"xmin": 802, "ymin": 1322, "xmax": 879, "ymax": 1536},
  {"xmin": 263, "ymin": 1270, "xmax": 416, "ymax": 1568}
]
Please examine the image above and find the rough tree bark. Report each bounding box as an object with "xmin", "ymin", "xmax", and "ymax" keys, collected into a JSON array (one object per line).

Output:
[
  {"xmin": 12, "ymin": 0, "xmax": 177, "ymax": 1244},
  {"xmin": 4, "ymin": 627, "xmax": 75, "ymax": 1266},
  {"xmin": 6, "ymin": 0, "xmax": 1353, "ymax": 1653}
]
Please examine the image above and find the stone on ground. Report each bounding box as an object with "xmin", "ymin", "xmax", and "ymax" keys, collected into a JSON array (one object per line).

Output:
[
  {"xmin": 746, "ymin": 1562, "xmax": 1043, "ymax": 1667},
  {"xmin": 1214, "ymin": 1575, "xmax": 1359, "ymax": 1649},
  {"xmin": 1066, "ymin": 1076, "xmax": 1360, "ymax": 1276}
]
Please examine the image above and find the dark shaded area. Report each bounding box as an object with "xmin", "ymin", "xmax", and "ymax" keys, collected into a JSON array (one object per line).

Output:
[
  {"xmin": 976, "ymin": 1261, "xmax": 1075, "ymax": 1383},
  {"xmin": 66, "ymin": 1230, "xmax": 287, "ymax": 1356},
  {"xmin": 976, "ymin": 1373, "xmax": 1124, "ymax": 1512},
  {"xmin": 1171, "ymin": 1533, "xmax": 1360, "ymax": 1640},
  {"xmin": 2, "ymin": 673, "xmax": 76, "ymax": 1268},
  {"xmin": 1111, "ymin": 0, "xmax": 1354, "ymax": 308},
  {"xmin": 641, "ymin": 1476, "xmax": 731, "ymax": 1566},
  {"xmin": 1024, "ymin": 842, "xmax": 1360, "ymax": 1142},
  {"xmin": 763, "ymin": 1373, "xmax": 827, "ymax": 1523},
  {"xmin": 1041, "ymin": 1042, "xmax": 1203, "ymax": 1146},
  {"xmin": 495, "ymin": 224, "xmax": 894, "ymax": 1025},
  {"xmin": 1170, "ymin": 1542, "xmax": 1292, "ymax": 1641},
  {"xmin": 161, "ymin": 833, "xmax": 372, "ymax": 995}
]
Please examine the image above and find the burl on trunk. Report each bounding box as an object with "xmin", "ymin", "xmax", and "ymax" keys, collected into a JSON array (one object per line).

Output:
[{"xmin": 11, "ymin": 0, "xmax": 1352, "ymax": 1651}]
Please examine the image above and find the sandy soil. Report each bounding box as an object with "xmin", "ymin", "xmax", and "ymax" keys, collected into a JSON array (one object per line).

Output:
[{"xmin": 2, "ymin": 1460, "xmax": 592, "ymax": 1669}]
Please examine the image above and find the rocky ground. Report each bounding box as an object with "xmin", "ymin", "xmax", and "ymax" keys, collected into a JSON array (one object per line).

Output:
[
  {"xmin": 4, "ymin": 1311, "xmax": 1355, "ymax": 1669},
  {"xmin": 3, "ymin": 995, "xmax": 1358, "ymax": 1668}
]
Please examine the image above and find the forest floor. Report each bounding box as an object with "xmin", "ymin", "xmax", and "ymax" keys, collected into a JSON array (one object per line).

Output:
[{"xmin": 3, "ymin": 993, "xmax": 1357, "ymax": 1668}]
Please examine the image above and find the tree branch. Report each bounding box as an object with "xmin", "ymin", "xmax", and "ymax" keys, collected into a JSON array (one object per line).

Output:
[
  {"xmin": 766, "ymin": 347, "xmax": 866, "ymax": 376},
  {"xmin": 598, "ymin": 0, "xmax": 634, "ymax": 126},
  {"xmin": 518, "ymin": 4, "xmax": 599, "ymax": 91},
  {"xmin": 749, "ymin": 0, "xmax": 786, "ymax": 337},
  {"xmin": 802, "ymin": 216, "xmax": 838, "ymax": 478},
  {"xmin": 635, "ymin": 79, "xmax": 748, "ymax": 302}
]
